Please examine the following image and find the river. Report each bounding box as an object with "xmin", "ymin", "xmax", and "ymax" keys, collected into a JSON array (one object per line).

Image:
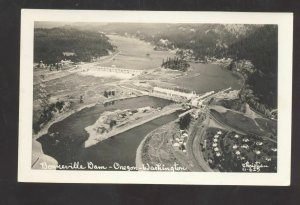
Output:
[
  {"xmin": 168, "ymin": 62, "xmax": 241, "ymax": 94},
  {"xmin": 37, "ymin": 96, "xmax": 175, "ymax": 167}
]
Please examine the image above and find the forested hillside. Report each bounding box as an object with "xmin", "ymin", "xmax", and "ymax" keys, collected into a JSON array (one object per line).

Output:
[
  {"xmin": 228, "ymin": 25, "xmax": 278, "ymax": 108},
  {"xmin": 34, "ymin": 27, "xmax": 114, "ymax": 64},
  {"xmin": 98, "ymin": 23, "xmax": 260, "ymax": 60}
]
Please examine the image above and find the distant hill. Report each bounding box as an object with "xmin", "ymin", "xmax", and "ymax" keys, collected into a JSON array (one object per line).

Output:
[
  {"xmin": 34, "ymin": 27, "xmax": 114, "ymax": 64},
  {"xmin": 228, "ymin": 25, "xmax": 277, "ymax": 75},
  {"xmin": 34, "ymin": 22, "xmax": 108, "ymax": 29},
  {"xmin": 97, "ymin": 23, "xmax": 261, "ymax": 60},
  {"xmin": 35, "ymin": 23, "xmax": 262, "ymax": 62}
]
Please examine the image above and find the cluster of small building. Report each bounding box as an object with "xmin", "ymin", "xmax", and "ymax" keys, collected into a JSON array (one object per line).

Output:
[
  {"xmin": 231, "ymin": 134, "xmax": 250, "ymax": 157},
  {"xmin": 35, "ymin": 59, "xmax": 74, "ymax": 70},
  {"xmin": 171, "ymin": 130, "xmax": 189, "ymax": 153},
  {"xmin": 224, "ymin": 133, "xmax": 276, "ymax": 164},
  {"xmin": 153, "ymin": 38, "xmax": 174, "ymax": 51},
  {"xmin": 203, "ymin": 129, "xmax": 277, "ymax": 172},
  {"xmin": 210, "ymin": 130, "xmax": 223, "ymax": 157},
  {"xmin": 94, "ymin": 106, "xmax": 153, "ymax": 134},
  {"xmin": 229, "ymin": 134, "xmax": 277, "ymax": 162},
  {"xmin": 203, "ymin": 130, "xmax": 224, "ymax": 166},
  {"xmin": 175, "ymin": 48, "xmax": 195, "ymax": 61}
]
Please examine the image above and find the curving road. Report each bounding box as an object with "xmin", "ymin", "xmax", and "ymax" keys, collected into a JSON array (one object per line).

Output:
[{"xmin": 186, "ymin": 109, "xmax": 215, "ymax": 172}]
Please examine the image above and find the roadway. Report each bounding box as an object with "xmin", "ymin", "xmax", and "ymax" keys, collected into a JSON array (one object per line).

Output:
[{"xmin": 185, "ymin": 108, "xmax": 215, "ymax": 172}]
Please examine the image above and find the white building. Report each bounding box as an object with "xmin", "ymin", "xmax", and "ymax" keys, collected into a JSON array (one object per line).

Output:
[{"xmin": 152, "ymin": 86, "xmax": 196, "ymax": 101}]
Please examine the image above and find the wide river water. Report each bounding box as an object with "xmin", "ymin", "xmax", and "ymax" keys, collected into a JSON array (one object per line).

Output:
[
  {"xmin": 38, "ymin": 96, "xmax": 177, "ymax": 168},
  {"xmin": 169, "ymin": 62, "xmax": 241, "ymax": 94}
]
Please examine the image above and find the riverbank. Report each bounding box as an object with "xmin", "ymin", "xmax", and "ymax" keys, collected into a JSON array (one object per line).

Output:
[
  {"xmin": 32, "ymin": 102, "xmax": 97, "ymax": 169},
  {"xmin": 84, "ymin": 104, "xmax": 182, "ymax": 148},
  {"xmin": 135, "ymin": 130, "xmax": 149, "ymax": 170},
  {"xmin": 135, "ymin": 120, "xmax": 188, "ymax": 172},
  {"xmin": 102, "ymin": 95, "xmax": 144, "ymax": 104}
]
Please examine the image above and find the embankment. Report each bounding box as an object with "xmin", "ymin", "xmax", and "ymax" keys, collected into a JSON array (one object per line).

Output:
[
  {"xmin": 84, "ymin": 105, "xmax": 182, "ymax": 148},
  {"xmin": 135, "ymin": 131, "xmax": 150, "ymax": 170},
  {"xmin": 31, "ymin": 102, "xmax": 97, "ymax": 169}
]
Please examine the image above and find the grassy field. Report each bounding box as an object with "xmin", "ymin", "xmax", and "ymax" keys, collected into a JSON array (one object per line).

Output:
[
  {"xmin": 210, "ymin": 109, "xmax": 266, "ymax": 136},
  {"xmin": 98, "ymin": 35, "xmax": 174, "ymax": 70},
  {"xmin": 34, "ymin": 73, "xmax": 118, "ymax": 101},
  {"xmin": 33, "ymin": 71, "xmax": 123, "ymax": 129},
  {"xmin": 255, "ymin": 118, "xmax": 277, "ymax": 135}
]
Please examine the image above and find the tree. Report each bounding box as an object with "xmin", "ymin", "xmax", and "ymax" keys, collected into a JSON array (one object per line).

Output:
[
  {"xmin": 34, "ymin": 27, "xmax": 114, "ymax": 64},
  {"xmin": 179, "ymin": 113, "xmax": 191, "ymax": 130},
  {"xmin": 38, "ymin": 79, "xmax": 50, "ymax": 110},
  {"xmin": 104, "ymin": 91, "xmax": 108, "ymax": 98},
  {"xmin": 161, "ymin": 57, "xmax": 190, "ymax": 72},
  {"xmin": 109, "ymin": 120, "xmax": 117, "ymax": 129}
]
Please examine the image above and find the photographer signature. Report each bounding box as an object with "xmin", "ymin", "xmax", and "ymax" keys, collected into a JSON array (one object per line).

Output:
[{"xmin": 242, "ymin": 161, "xmax": 269, "ymax": 172}]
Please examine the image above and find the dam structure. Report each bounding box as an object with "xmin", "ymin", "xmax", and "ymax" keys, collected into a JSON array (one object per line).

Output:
[
  {"xmin": 149, "ymin": 86, "xmax": 197, "ymax": 102},
  {"xmin": 97, "ymin": 66, "xmax": 144, "ymax": 76}
]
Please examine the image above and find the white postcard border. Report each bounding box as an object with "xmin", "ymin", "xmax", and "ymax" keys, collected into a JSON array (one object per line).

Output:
[{"xmin": 18, "ymin": 10, "xmax": 293, "ymax": 185}]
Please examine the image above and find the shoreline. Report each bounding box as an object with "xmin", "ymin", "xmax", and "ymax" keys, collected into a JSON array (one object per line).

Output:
[
  {"xmin": 135, "ymin": 130, "xmax": 150, "ymax": 170},
  {"xmin": 84, "ymin": 105, "xmax": 182, "ymax": 148},
  {"xmin": 135, "ymin": 120, "xmax": 178, "ymax": 171},
  {"xmin": 135, "ymin": 119, "xmax": 191, "ymax": 172},
  {"xmin": 32, "ymin": 102, "xmax": 98, "ymax": 169},
  {"xmin": 102, "ymin": 95, "xmax": 144, "ymax": 104}
]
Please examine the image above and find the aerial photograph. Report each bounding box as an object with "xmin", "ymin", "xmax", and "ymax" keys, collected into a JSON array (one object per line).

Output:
[{"xmin": 31, "ymin": 22, "xmax": 278, "ymax": 172}]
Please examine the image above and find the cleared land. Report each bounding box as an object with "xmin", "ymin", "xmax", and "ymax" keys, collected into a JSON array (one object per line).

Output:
[
  {"xmin": 209, "ymin": 103, "xmax": 277, "ymax": 138},
  {"xmin": 140, "ymin": 123, "xmax": 187, "ymax": 171},
  {"xmin": 210, "ymin": 109, "xmax": 266, "ymax": 136},
  {"xmin": 32, "ymin": 35, "xmax": 177, "ymax": 132},
  {"xmin": 255, "ymin": 118, "xmax": 277, "ymax": 135}
]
